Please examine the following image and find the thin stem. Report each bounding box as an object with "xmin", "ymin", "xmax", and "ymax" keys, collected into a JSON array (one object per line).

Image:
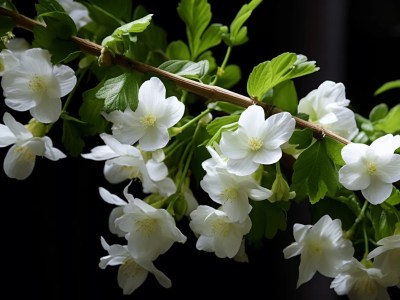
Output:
[
  {"xmin": 177, "ymin": 108, "xmax": 211, "ymax": 134},
  {"xmin": 0, "ymin": 6, "xmax": 350, "ymax": 145},
  {"xmin": 210, "ymin": 46, "xmax": 232, "ymax": 86},
  {"xmin": 345, "ymin": 200, "xmax": 369, "ymax": 239}
]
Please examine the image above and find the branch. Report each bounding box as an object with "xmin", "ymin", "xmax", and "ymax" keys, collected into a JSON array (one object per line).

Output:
[{"xmin": 0, "ymin": 6, "xmax": 350, "ymax": 145}]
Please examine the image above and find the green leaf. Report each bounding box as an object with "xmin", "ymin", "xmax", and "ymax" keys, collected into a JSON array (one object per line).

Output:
[
  {"xmin": 325, "ymin": 137, "xmax": 345, "ymax": 166},
  {"xmin": 373, "ymin": 104, "xmax": 400, "ymax": 134},
  {"xmin": 215, "ymin": 64, "xmax": 241, "ymax": 89},
  {"xmin": 111, "ymin": 14, "xmax": 153, "ymax": 37},
  {"xmin": 84, "ymin": 3, "xmax": 121, "ymax": 38},
  {"xmin": 288, "ymin": 128, "xmax": 313, "ymax": 150},
  {"xmin": 79, "ymin": 82, "xmax": 108, "ymax": 136},
  {"xmin": 62, "ymin": 118, "xmax": 85, "ymax": 157},
  {"xmin": 263, "ymin": 80, "xmax": 298, "ymax": 114},
  {"xmin": 369, "ymin": 103, "xmax": 388, "ymax": 122},
  {"xmin": 208, "ymin": 101, "xmax": 244, "ymax": 115},
  {"xmin": 291, "ymin": 139, "xmax": 338, "ymax": 203},
  {"xmin": 374, "ymin": 80, "xmax": 400, "ymax": 96},
  {"xmin": 197, "ymin": 23, "xmax": 227, "ymax": 55},
  {"xmin": 95, "ymin": 72, "xmax": 140, "ymax": 113},
  {"xmin": 385, "ymin": 187, "xmax": 400, "ymax": 206},
  {"xmin": 33, "ymin": 12, "xmax": 79, "ymax": 64},
  {"xmin": 177, "ymin": 0, "xmax": 211, "ymax": 59},
  {"xmin": 0, "ymin": 16, "xmax": 14, "ymax": 36},
  {"xmin": 35, "ymin": 0, "xmax": 65, "ymax": 15},
  {"xmin": 0, "ymin": 1, "xmax": 17, "ymax": 11},
  {"xmin": 206, "ymin": 114, "xmax": 239, "ymax": 136},
  {"xmin": 158, "ymin": 60, "xmax": 209, "ymax": 79},
  {"xmin": 166, "ymin": 40, "xmax": 191, "ymax": 60},
  {"xmin": 225, "ymin": 0, "xmax": 262, "ymax": 46},
  {"xmin": 88, "ymin": 0, "xmax": 132, "ymax": 21},
  {"xmin": 247, "ymin": 52, "xmax": 318, "ymax": 100},
  {"xmin": 370, "ymin": 204, "xmax": 399, "ymax": 241},
  {"xmin": 247, "ymin": 200, "xmax": 289, "ymax": 248}
]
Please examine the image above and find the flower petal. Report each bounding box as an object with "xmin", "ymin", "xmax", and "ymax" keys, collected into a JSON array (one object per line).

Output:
[
  {"xmin": 53, "ymin": 64, "xmax": 77, "ymax": 97},
  {"xmin": 29, "ymin": 97, "xmax": 62, "ymax": 123},
  {"xmin": 238, "ymin": 105, "xmax": 265, "ymax": 131},
  {"xmin": 4, "ymin": 144, "xmax": 36, "ymax": 179},
  {"xmin": 139, "ymin": 126, "xmax": 169, "ymax": 151},
  {"xmin": 220, "ymin": 130, "xmax": 249, "ymax": 159},
  {"xmin": 341, "ymin": 143, "xmax": 368, "ymax": 164},
  {"xmin": 362, "ymin": 180, "xmax": 393, "ymax": 205},
  {"xmin": 138, "ymin": 77, "xmax": 166, "ymax": 106},
  {"xmin": 339, "ymin": 164, "xmax": 370, "ymax": 190}
]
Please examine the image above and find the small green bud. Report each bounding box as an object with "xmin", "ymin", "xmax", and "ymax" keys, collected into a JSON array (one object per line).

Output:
[
  {"xmin": 25, "ymin": 118, "xmax": 48, "ymax": 137},
  {"xmin": 269, "ymin": 172, "xmax": 295, "ymax": 203}
]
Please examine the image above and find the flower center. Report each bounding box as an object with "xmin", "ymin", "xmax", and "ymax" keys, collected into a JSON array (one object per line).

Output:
[
  {"xmin": 135, "ymin": 217, "xmax": 158, "ymax": 236},
  {"xmin": 352, "ymin": 276, "xmax": 377, "ymax": 296},
  {"xmin": 221, "ymin": 187, "xmax": 238, "ymax": 202},
  {"xmin": 14, "ymin": 146, "xmax": 35, "ymax": 162},
  {"xmin": 120, "ymin": 258, "xmax": 143, "ymax": 278},
  {"xmin": 211, "ymin": 218, "xmax": 231, "ymax": 237},
  {"xmin": 122, "ymin": 165, "xmax": 141, "ymax": 179},
  {"xmin": 367, "ymin": 162, "xmax": 377, "ymax": 175},
  {"xmin": 29, "ymin": 75, "xmax": 47, "ymax": 94},
  {"xmin": 307, "ymin": 237, "xmax": 324, "ymax": 256},
  {"xmin": 248, "ymin": 137, "xmax": 263, "ymax": 151},
  {"xmin": 140, "ymin": 114, "xmax": 157, "ymax": 128}
]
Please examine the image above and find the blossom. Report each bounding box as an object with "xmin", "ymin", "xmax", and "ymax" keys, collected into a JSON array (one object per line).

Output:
[
  {"xmin": 0, "ymin": 112, "xmax": 66, "ymax": 179},
  {"xmin": 283, "ymin": 214, "xmax": 354, "ymax": 288},
  {"xmin": 1, "ymin": 48, "xmax": 76, "ymax": 123},
  {"xmin": 189, "ymin": 205, "xmax": 252, "ymax": 258},
  {"xmin": 0, "ymin": 49, "xmax": 18, "ymax": 76},
  {"xmin": 219, "ymin": 105, "xmax": 295, "ymax": 176},
  {"xmin": 330, "ymin": 258, "xmax": 393, "ymax": 300},
  {"xmin": 103, "ymin": 77, "xmax": 185, "ymax": 151},
  {"xmin": 367, "ymin": 234, "xmax": 400, "ymax": 287},
  {"xmin": 338, "ymin": 134, "xmax": 400, "ymax": 204},
  {"xmin": 108, "ymin": 184, "xmax": 186, "ymax": 261},
  {"xmin": 298, "ymin": 80, "xmax": 359, "ymax": 140},
  {"xmin": 58, "ymin": 0, "xmax": 92, "ymax": 30},
  {"xmin": 200, "ymin": 167, "xmax": 272, "ymax": 222},
  {"xmin": 99, "ymin": 237, "xmax": 171, "ymax": 295},
  {"xmin": 82, "ymin": 133, "xmax": 146, "ymax": 184}
]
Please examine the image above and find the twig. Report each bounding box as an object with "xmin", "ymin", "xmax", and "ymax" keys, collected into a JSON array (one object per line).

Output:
[{"xmin": 0, "ymin": 6, "xmax": 350, "ymax": 145}]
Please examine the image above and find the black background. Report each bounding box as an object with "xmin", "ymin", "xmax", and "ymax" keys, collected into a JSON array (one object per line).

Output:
[{"xmin": 1, "ymin": 0, "xmax": 400, "ymax": 299}]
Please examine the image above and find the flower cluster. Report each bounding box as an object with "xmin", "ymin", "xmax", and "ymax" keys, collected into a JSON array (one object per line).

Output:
[{"xmin": 1, "ymin": 0, "xmax": 400, "ymax": 299}]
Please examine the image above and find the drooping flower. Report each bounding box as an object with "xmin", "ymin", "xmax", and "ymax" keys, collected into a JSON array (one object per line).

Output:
[
  {"xmin": 99, "ymin": 237, "xmax": 171, "ymax": 295},
  {"xmin": 1, "ymin": 48, "xmax": 77, "ymax": 123},
  {"xmin": 283, "ymin": 214, "xmax": 354, "ymax": 288},
  {"xmin": 298, "ymin": 80, "xmax": 359, "ymax": 140},
  {"xmin": 0, "ymin": 112, "xmax": 66, "ymax": 179},
  {"xmin": 338, "ymin": 134, "xmax": 400, "ymax": 204},
  {"xmin": 200, "ymin": 166, "xmax": 272, "ymax": 222},
  {"xmin": 58, "ymin": 0, "xmax": 92, "ymax": 30},
  {"xmin": 189, "ymin": 205, "xmax": 252, "ymax": 258},
  {"xmin": 330, "ymin": 258, "xmax": 393, "ymax": 300},
  {"xmin": 220, "ymin": 105, "xmax": 295, "ymax": 176},
  {"xmin": 108, "ymin": 184, "xmax": 187, "ymax": 261},
  {"xmin": 367, "ymin": 234, "xmax": 400, "ymax": 287},
  {"xmin": 103, "ymin": 77, "xmax": 185, "ymax": 151}
]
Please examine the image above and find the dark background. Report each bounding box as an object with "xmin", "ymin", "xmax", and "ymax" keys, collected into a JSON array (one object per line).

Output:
[{"xmin": 1, "ymin": 0, "xmax": 400, "ymax": 299}]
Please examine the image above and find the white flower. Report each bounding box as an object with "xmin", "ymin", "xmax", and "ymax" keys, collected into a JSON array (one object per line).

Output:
[
  {"xmin": 189, "ymin": 205, "xmax": 252, "ymax": 258},
  {"xmin": 330, "ymin": 258, "xmax": 393, "ymax": 300},
  {"xmin": 338, "ymin": 134, "xmax": 400, "ymax": 204},
  {"xmin": 58, "ymin": 0, "xmax": 92, "ymax": 30},
  {"xmin": 103, "ymin": 77, "xmax": 185, "ymax": 151},
  {"xmin": 0, "ymin": 49, "xmax": 19, "ymax": 76},
  {"xmin": 99, "ymin": 237, "xmax": 171, "ymax": 295},
  {"xmin": 1, "ymin": 48, "xmax": 76, "ymax": 123},
  {"xmin": 220, "ymin": 105, "xmax": 295, "ymax": 176},
  {"xmin": 110, "ymin": 185, "xmax": 186, "ymax": 261},
  {"xmin": 82, "ymin": 133, "xmax": 146, "ymax": 184},
  {"xmin": 99, "ymin": 185, "xmax": 132, "ymax": 237},
  {"xmin": 367, "ymin": 234, "xmax": 400, "ymax": 287},
  {"xmin": 298, "ymin": 80, "xmax": 359, "ymax": 140},
  {"xmin": 0, "ymin": 112, "xmax": 66, "ymax": 179},
  {"xmin": 283, "ymin": 214, "xmax": 354, "ymax": 288},
  {"xmin": 200, "ymin": 167, "xmax": 272, "ymax": 222}
]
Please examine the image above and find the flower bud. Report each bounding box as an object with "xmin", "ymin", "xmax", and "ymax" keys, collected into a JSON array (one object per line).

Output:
[
  {"xmin": 25, "ymin": 118, "xmax": 48, "ymax": 137},
  {"xmin": 269, "ymin": 172, "xmax": 295, "ymax": 202}
]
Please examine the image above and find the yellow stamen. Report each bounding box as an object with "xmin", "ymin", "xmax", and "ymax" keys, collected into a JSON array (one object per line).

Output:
[{"xmin": 248, "ymin": 137, "xmax": 263, "ymax": 151}]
